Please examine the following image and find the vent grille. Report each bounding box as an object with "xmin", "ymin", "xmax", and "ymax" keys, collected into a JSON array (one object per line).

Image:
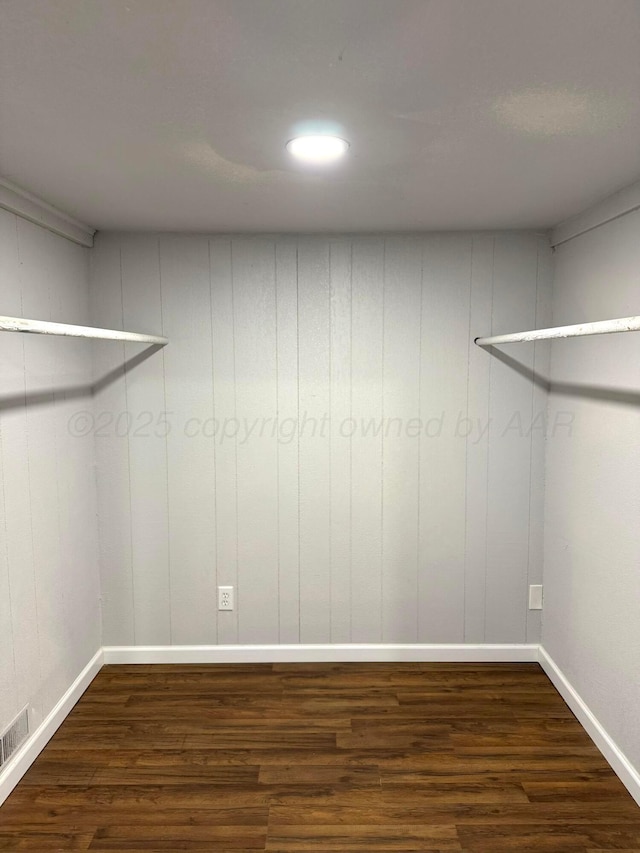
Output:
[{"xmin": 0, "ymin": 708, "xmax": 29, "ymax": 769}]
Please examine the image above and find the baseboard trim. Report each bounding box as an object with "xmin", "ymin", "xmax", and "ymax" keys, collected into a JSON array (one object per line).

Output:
[
  {"xmin": 102, "ymin": 643, "xmax": 539, "ymax": 664},
  {"xmin": 0, "ymin": 648, "xmax": 104, "ymax": 808},
  {"xmin": 538, "ymin": 646, "xmax": 640, "ymax": 808}
]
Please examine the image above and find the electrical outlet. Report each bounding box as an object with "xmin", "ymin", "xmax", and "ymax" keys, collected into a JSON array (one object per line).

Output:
[
  {"xmin": 528, "ymin": 584, "xmax": 543, "ymax": 610},
  {"xmin": 218, "ymin": 585, "xmax": 234, "ymax": 611}
]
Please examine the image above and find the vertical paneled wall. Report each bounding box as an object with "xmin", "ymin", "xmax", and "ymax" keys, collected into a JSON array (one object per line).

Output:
[
  {"xmin": 91, "ymin": 231, "xmax": 551, "ymax": 647},
  {"xmin": 0, "ymin": 210, "xmax": 100, "ymax": 733},
  {"xmin": 544, "ymin": 209, "xmax": 640, "ymax": 774}
]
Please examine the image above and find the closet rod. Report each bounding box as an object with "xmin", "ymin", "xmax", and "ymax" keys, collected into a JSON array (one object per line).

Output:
[
  {"xmin": 475, "ymin": 315, "xmax": 640, "ymax": 347},
  {"xmin": 0, "ymin": 315, "xmax": 168, "ymax": 346}
]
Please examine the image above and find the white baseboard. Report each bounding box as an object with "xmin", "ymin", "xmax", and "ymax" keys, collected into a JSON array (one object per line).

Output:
[
  {"xmin": 102, "ymin": 643, "xmax": 539, "ymax": 664},
  {"xmin": 0, "ymin": 648, "xmax": 104, "ymax": 808},
  {"xmin": 538, "ymin": 646, "xmax": 640, "ymax": 808}
]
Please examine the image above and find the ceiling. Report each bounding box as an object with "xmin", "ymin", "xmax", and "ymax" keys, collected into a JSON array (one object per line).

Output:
[{"xmin": 1, "ymin": 0, "xmax": 640, "ymax": 233}]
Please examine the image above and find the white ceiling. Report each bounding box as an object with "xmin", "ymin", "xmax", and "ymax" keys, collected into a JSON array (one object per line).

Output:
[{"xmin": 1, "ymin": 0, "xmax": 640, "ymax": 233}]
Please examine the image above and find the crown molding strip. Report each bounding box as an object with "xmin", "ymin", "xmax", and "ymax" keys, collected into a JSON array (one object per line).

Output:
[
  {"xmin": 552, "ymin": 179, "xmax": 640, "ymax": 249},
  {"xmin": 0, "ymin": 178, "xmax": 95, "ymax": 248}
]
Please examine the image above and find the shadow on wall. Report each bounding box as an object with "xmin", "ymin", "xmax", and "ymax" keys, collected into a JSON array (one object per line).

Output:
[
  {"xmin": 486, "ymin": 346, "xmax": 640, "ymax": 408},
  {"xmin": 3, "ymin": 342, "xmax": 638, "ymax": 412},
  {"xmin": 0, "ymin": 344, "xmax": 163, "ymax": 411}
]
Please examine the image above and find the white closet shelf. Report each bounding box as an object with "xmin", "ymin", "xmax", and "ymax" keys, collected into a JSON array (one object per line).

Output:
[
  {"xmin": 0, "ymin": 315, "xmax": 168, "ymax": 346},
  {"xmin": 475, "ymin": 315, "xmax": 640, "ymax": 347}
]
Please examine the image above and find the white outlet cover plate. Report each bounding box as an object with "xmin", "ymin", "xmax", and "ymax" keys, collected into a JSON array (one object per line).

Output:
[
  {"xmin": 528, "ymin": 584, "xmax": 543, "ymax": 610},
  {"xmin": 218, "ymin": 586, "xmax": 234, "ymax": 611}
]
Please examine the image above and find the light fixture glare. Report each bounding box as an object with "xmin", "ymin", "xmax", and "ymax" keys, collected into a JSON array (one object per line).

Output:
[{"xmin": 286, "ymin": 135, "xmax": 349, "ymax": 164}]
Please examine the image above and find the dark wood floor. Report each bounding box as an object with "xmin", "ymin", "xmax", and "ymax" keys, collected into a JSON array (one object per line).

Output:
[{"xmin": 1, "ymin": 663, "xmax": 639, "ymax": 851}]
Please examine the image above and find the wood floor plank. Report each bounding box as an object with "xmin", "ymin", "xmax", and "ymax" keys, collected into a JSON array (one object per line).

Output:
[
  {"xmin": 378, "ymin": 755, "xmax": 618, "ymax": 775},
  {"xmin": 264, "ymin": 783, "xmax": 530, "ymax": 805},
  {"xmin": 183, "ymin": 730, "xmax": 340, "ymax": 749},
  {"xmin": 264, "ymin": 824, "xmax": 461, "ymax": 851},
  {"xmin": 26, "ymin": 784, "xmax": 273, "ymax": 808},
  {"xmin": 91, "ymin": 764, "xmax": 261, "ymax": 786},
  {"xmin": 457, "ymin": 822, "xmax": 640, "ymax": 852},
  {"xmin": 89, "ymin": 825, "xmax": 267, "ymax": 848},
  {"xmin": 268, "ymin": 801, "xmax": 640, "ymax": 826},
  {"xmin": 100, "ymin": 747, "xmax": 421, "ymax": 768},
  {"xmin": 522, "ymin": 778, "xmax": 633, "ymax": 802},
  {"xmin": 0, "ymin": 832, "xmax": 93, "ymax": 850},
  {"xmin": 0, "ymin": 805, "xmax": 269, "ymax": 827},
  {"xmin": 258, "ymin": 765, "xmax": 380, "ymax": 786},
  {"xmin": 1, "ymin": 662, "xmax": 638, "ymax": 852}
]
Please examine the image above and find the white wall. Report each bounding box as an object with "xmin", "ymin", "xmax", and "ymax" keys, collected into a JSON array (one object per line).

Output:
[
  {"xmin": 544, "ymin": 209, "xmax": 640, "ymax": 771},
  {"xmin": 0, "ymin": 210, "xmax": 100, "ymax": 736},
  {"xmin": 91, "ymin": 231, "xmax": 551, "ymax": 647}
]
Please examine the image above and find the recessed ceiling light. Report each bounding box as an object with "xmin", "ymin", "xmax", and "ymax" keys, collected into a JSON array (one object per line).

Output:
[{"xmin": 286, "ymin": 135, "xmax": 349, "ymax": 164}]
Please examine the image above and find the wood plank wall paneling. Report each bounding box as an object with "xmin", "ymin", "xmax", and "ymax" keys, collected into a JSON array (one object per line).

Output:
[
  {"xmin": 0, "ymin": 209, "xmax": 100, "ymax": 734},
  {"xmin": 275, "ymin": 240, "xmax": 300, "ymax": 643},
  {"xmin": 120, "ymin": 235, "xmax": 171, "ymax": 646},
  {"xmin": 209, "ymin": 237, "xmax": 239, "ymax": 644},
  {"xmin": 0, "ymin": 210, "xmax": 39, "ymax": 727},
  {"xmin": 418, "ymin": 236, "xmax": 473, "ymax": 642},
  {"xmin": 486, "ymin": 235, "xmax": 540, "ymax": 643},
  {"xmin": 161, "ymin": 236, "xmax": 217, "ymax": 645},
  {"xmin": 91, "ymin": 232, "xmax": 552, "ymax": 647},
  {"xmin": 233, "ymin": 239, "xmax": 279, "ymax": 643},
  {"xmin": 298, "ymin": 239, "xmax": 332, "ymax": 642},
  {"xmin": 91, "ymin": 234, "xmax": 134, "ymax": 644},
  {"xmin": 382, "ymin": 237, "xmax": 422, "ymax": 643},
  {"xmin": 328, "ymin": 240, "xmax": 352, "ymax": 644},
  {"xmin": 350, "ymin": 238, "xmax": 384, "ymax": 642},
  {"xmin": 464, "ymin": 234, "xmax": 494, "ymax": 642},
  {"xmin": 544, "ymin": 208, "xmax": 640, "ymax": 779}
]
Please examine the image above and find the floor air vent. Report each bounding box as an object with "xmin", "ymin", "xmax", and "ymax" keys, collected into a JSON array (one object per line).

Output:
[{"xmin": 0, "ymin": 708, "xmax": 29, "ymax": 769}]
